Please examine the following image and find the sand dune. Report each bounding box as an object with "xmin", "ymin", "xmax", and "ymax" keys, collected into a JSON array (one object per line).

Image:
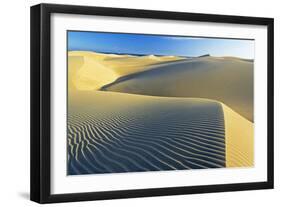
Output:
[
  {"xmin": 68, "ymin": 52, "xmax": 118, "ymax": 90},
  {"xmin": 222, "ymin": 104, "xmax": 253, "ymax": 167},
  {"xmin": 101, "ymin": 56, "xmax": 253, "ymax": 122},
  {"xmin": 67, "ymin": 51, "xmax": 254, "ymax": 175},
  {"xmin": 68, "ymin": 51, "xmax": 184, "ymax": 90},
  {"xmin": 68, "ymin": 91, "xmax": 227, "ymax": 175},
  {"xmin": 67, "ymin": 91, "xmax": 253, "ymax": 175}
]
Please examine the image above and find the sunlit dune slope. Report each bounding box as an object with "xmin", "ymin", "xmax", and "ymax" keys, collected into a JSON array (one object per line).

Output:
[
  {"xmin": 68, "ymin": 52, "xmax": 118, "ymax": 90},
  {"xmin": 68, "ymin": 51, "xmax": 184, "ymax": 90},
  {"xmin": 222, "ymin": 104, "xmax": 254, "ymax": 167},
  {"xmin": 101, "ymin": 56, "xmax": 254, "ymax": 122}
]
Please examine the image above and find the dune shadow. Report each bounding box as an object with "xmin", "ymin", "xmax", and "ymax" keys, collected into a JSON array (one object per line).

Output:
[
  {"xmin": 100, "ymin": 58, "xmax": 196, "ymax": 91},
  {"xmin": 67, "ymin": 96, "xmax": 226, "ymax": 175}
]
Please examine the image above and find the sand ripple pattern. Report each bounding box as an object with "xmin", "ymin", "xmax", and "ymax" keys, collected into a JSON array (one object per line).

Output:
[{"xmin": 67, "ymin": 100, "xmax": 225, "ymax": 175}]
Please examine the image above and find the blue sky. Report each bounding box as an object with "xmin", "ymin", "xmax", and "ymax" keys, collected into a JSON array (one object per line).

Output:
[{"xmin": 68, "ymin": 31, "xmax": 254, "ymax": 59}]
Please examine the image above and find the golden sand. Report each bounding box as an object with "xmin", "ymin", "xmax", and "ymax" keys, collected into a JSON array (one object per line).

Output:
[
  {"xmin": 68, "ymin": 51, "xmax": 254, "ymax": 171},
  {"xmin": 68, "ymin": 52, "xmax": 118, "ymax": 90},
  {"xmin": 68, "ymin": 51, "xmax": 184, "ymax": 91},
  {"xmin": 222, "ymin": 104, "xmax": 254, "ymax": 167}
]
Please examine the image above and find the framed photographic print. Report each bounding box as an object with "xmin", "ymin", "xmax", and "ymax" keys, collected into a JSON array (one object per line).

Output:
[{"xmin": 30, "ymin": 3, "xmax": 274, "ymax": 203}]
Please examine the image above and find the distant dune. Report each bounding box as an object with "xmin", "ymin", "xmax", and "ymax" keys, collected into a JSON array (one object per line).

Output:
[
  {"xmin": 67, "ymin": 51, "xmax": 254, "ymax": 175},
  {"xmin": 68, "ymin": 52, "xmax": 118, "ymax": 90},
  {"xmin": 68, "ymin": 51, "xmax": 184, "ymax": 90},
  {"xmin": 101, "ymin": 56, "xmax": 253, "ymax": 121}
]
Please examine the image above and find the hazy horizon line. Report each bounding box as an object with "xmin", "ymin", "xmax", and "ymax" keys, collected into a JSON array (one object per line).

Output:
[{"xmin": 68, "ymin": 49, "xmax": 254, "ymax": 60}]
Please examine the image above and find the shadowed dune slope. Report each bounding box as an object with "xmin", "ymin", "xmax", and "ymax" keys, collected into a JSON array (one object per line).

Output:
[
  {"xmin": 67, "ymin": 91, "xmax": 227, "ymax": 175},
  {"xmin": 101, "ymin": 56, "xmax": 253, "ymax": 122}
]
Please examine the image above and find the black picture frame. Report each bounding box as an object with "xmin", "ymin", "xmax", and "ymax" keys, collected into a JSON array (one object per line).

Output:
[{"xmin": 30, "ymin": 3, "xmax": 274, "ymax": 204}]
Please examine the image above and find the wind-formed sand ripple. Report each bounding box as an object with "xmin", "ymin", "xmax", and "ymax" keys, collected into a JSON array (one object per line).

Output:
[{"xmin": 67, "ymin": 92, "xmax": 226, "ymax": 175}]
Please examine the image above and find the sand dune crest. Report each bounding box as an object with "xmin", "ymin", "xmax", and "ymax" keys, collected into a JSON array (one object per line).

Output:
[{"xmin": 102, "ymin": 56, "xmax": 254, "ymax": 121}]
